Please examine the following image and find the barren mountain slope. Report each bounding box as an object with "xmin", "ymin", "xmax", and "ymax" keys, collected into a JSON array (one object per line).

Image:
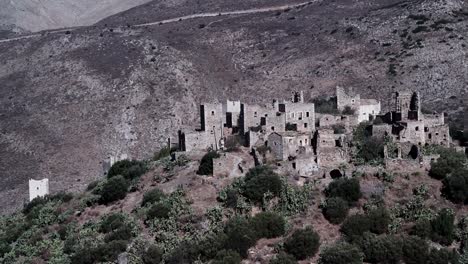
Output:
[
  {"xmin": 0, "ymin": 0, "xmax": 151, "ymax": 33},
  {"xmin": 0, "ymin": 0, "xmax": 467, "ymax": 214}
]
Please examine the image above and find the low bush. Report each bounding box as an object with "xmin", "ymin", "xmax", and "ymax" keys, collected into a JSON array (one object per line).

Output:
[
  {"xmin": 250, "ymin": 211, "xmax": 286, "ymax": 239},
  {"xmin": 360, "ymin": 233, "xmax": 403, "ymax": 263},
  {"xmin": 22, "ymin": 197, "xmax": 48, "ymax": 217},
  {"xmin": 104, "ymin": 225, "xmax": 133, "ymax": 242},
  {"xmin": 318, "ymin": 242, "xmax": 363, "ymax": 264},
  {"xmin": 341, "ymin": 207, "xmax": 390, "ymax": 241},
  {"xmin": 430, "ymin": 148, "xmax": 466, "ymax": 180},
  {"xmin": 243, "ymin": 166, "xmax": 283, "ymax": 203},
  {"xmin": 402, "ymin": 236, "xmax": 429, "ymax": 264},
  {"xmin": 141, "ymin": 188, "xmax": 166, "ymax": 207},
  {"xmin": 410, "ymin": 219, "xmax": 432, "ymax": 238},
  {"xmin": 99, "ymin": 213, "xmax": 126, "ymax": 233},
  {"xmin": 223, "ymin": 217, "xmax": 258, "ymax": 258},
  {"xmin": 322, "ymin": 197, "xmax": 349, "ymax": 224},
  {"xmin": 284, "ymin": 227, "xmax": 320, "ymax": 260},
  {"xmin": 197, "ymin": 151, "xmax": 220, "ymax": 175},
  {"xmin": 107, "ymin": 159, "xmax": 147, "ymax": 180},
  {"xmin": 430, "ymin": 208, "xmax": 455, "ymax": 246},
  {"xmin": 442, "ymin": 169, "xmax": 468, "ymax": 204},
  {"xmin": 359, "ymin": 136, "xmax": 385, "ymax": 163},
  {"xmin": 99, "ymin": 175, "xmax": 129, "ymax": 204},
  {"xmin": 142, "ymin": 245, "xmax": 163, "ymax": 264},
  {"xmin": 325, "ymin": 178, "xmax": 362, "ymax": 204},
  {"xmin": 271, "ymin": 252, "xmax": 298, "ymax": 264},
  {"xmin": 427, "ymin": 248, "xmax": 459, "ymax": 264},
  {"xmin": 147, "ymin": 201, "xmax": 172, "ymax": 220},
  {"xmin": 71, "ymin": 240, "xmax": 128, "ymax": 264},
  {"xmin": 212, "ymin": 249, "xmax": 242, "ymax": 264}
]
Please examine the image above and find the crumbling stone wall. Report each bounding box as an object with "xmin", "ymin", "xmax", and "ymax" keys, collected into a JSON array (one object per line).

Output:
[
  {"xmin": 399, "ymin": 121, "xmax": 426, "ymax": 145},
  {"xmin": 425, "ymin": 125, "xmax": 450, "ymax": 147},
  {"xmin": 267, "ymin": 132, "xmax": 313, "ymax": 161},
  {"xmin": 423, "ymin": 114, "xmax": 445, "ymax": 127}
]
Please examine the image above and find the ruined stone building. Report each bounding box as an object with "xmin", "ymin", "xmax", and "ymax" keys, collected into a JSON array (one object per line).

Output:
[
  {"xmin": 178, "ymin": 91, "xmax": 315, "ymax": 151},
  {"xmin": 29, "ymin": 178, "xmax": 49, "ymax": 201},
  {"xmin": 373, "ymin": 91, "xmax": 450, "ymax": 147},
  {"xmin": 336, "ymin": 86, "xmax": 381, "ymax": 123},
  {"xmin": 176, "ymin": 88, "xmax": 460, "ymax": 178}
]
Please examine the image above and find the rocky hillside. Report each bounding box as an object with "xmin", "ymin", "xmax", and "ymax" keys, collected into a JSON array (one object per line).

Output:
[
  {"xmin": 0, "ymin": 0, "xmax": 468, "ymax": 214},
  {"xmin": 0, "ymin": 0, "xmax": 151, "ymax": 33},
  {"xmin": 1, "ymin": 146, "xmax": 467, "ymax": 263}
]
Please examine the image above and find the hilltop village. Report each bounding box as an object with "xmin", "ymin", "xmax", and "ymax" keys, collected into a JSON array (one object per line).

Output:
[{"xmin": 176, "ymin": 87, "xmax": 464, "ymax": 179}]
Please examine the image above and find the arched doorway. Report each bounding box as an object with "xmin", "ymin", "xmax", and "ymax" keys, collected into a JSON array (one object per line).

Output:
[
  {"xmin": 408, "ymin": 145, "xmax": 419, "ymax": 159},
  {"xmin": 330, "ymin": 169, "xmax": 343, "ymax": 179}
]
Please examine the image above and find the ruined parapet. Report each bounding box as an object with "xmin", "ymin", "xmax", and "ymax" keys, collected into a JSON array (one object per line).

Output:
[
  {"xmin": 292, "ymin": 91, "xmax": 304, "ymax": 103},
  {"xmin": 29, "ymin": 178, "xmax": 49, "ymax": 201},
  {"xmin": 392, "ymin": 91, "xmax": 421, "ymax": 121}
]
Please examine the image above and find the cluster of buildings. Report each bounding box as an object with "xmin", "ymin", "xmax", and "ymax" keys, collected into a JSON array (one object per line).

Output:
[{"xmin": 177, "ymin": 87, "xmax": 461, "ymax": 177}]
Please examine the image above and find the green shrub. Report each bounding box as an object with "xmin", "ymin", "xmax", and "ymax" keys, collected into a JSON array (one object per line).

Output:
[
  {"xmin": 410, "ymin": 219, "xmax": 432, "ymax": 238},
  {"xmin": 325, "ymin": 178, "xmax": 362, "ymax": 204},
  {"xmin": 430, "ymin": 148, "xmax": 466, "ymax": 180},
  {"xmin": 430, "ymin": 208, "xmax": 455, "ymax": 246},
  {"xmin": 224, "ymin": 217, "xmax": 258, "ymax": 258},
  {"xmin": 271, "ymin": 252, "xmax": 298, "ymax": 264},
  {"xmin": 99, "ymin": 175, "xmax": 129, "ymax": 204},
  {"xmin": 360, "ymin": 234, "xmax": 403, "ymax": 264},
  {"xmin": 341, "ymin": 214, "xmax": 372, "ymax": 242},
  {"xmin": 427, "ymin": 248, "xmax": 459, "ymax": 264},
  {"xmin": 319, "ymin": 242, "xmax": 363, "ymax": 264},
  {"xmin": 107, "ymin": 159, "xmax": 147, "ymax": 180},
  {"xmin": 284, "ymin": 227, "xmax": 320, "ymax": 260},
  {"xmin": 359, "ymin": 136, "xmax": 385, "ymax": 162},
  {"xmin": 341, "ymin": 207, "xmax": 390, "ymax": 241},
  {"xmin": 212, "ymin": 249, "xmax": 242, "ymax": 264},
  {"xmin": 367, "ymin": 207, "xmax": 390, "ymax": 234},
  {"xmin": 142, "ymin": 245, "xmax": 163, "ymax": 264},
  {"xmin": 22, "ymin": 196, "xmax": 48, "ymax": 215},
  {"xmin": 99, "ymin": 213, "xmax": 126, "ymax": 233},
  {"xmin": 442, "ymin": 170, "xmax": 468, "ymax": 203},
  {"xmin": 322, "ymin": 197, "xmax": 349, "ymax": 224},
  {"xmin": 402, "ymin": 236, "xmax": 429, "ymax": 264},
  {"xmin": 104, "ymin": 225, "xmax": 133, "ymax": 242},
  {"xmin": 141, "ymin": 188, "xmax": 166, "ymax": 207},
  {"xmin": 96, "ymin": 240, "xmax": 129, "ymax": 262},
  {"xmin": 49, "ymin": 191, "xmax": 74, "ymax": 202},
  {"xmin": 197, "ymin": 151, "xmax": 220, "ymax": 175},
  {"xmin": 243, "ymin": 166, "xmax": 283, "ymax": 203},
  {"xmin": 147, "ymin": 201, "xmax": 172, "ymax": 220},
  {"xmin": 72, "ymin": 240, "xmax": 129, "ymax": 264},
  {"xmin": 250, "ymin": 211, "xmax": 286, "ymax": 238}
]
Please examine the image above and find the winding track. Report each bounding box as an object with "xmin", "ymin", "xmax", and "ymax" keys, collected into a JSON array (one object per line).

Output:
[{"xmin": 0, "ymin": 1, "xmax": 314, "ymax": 44}]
